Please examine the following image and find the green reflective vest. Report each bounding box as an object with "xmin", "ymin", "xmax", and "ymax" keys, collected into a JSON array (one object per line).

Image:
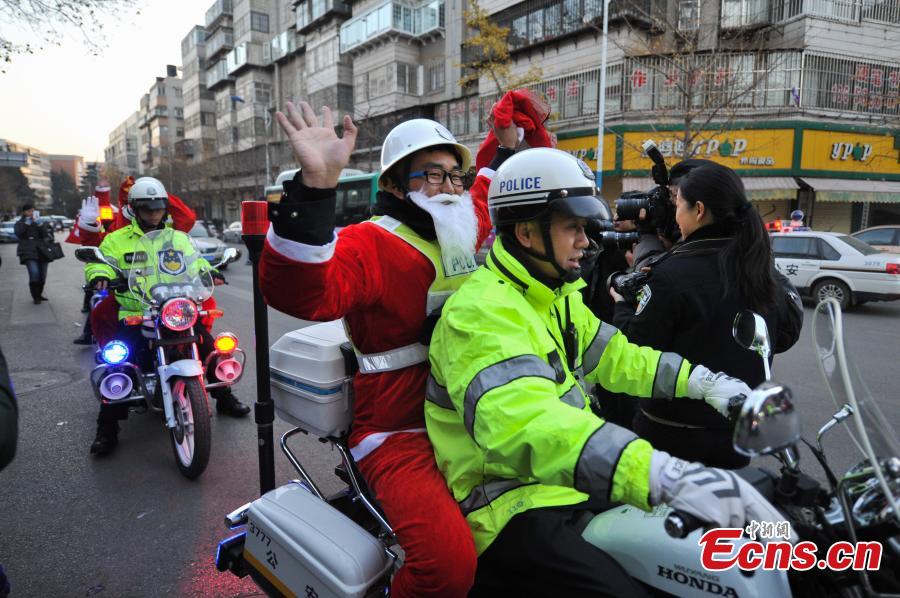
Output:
[
  {"xmin": 84, "ymin": 222, "xmax": 211, "ymax": 320},
  {"xmin": 425, "ymin": 236, "xmax": 693, "ymax": 554},
  {"xmin": 346, "ymin": 215, "xmax": 478, "ymax": 376}
]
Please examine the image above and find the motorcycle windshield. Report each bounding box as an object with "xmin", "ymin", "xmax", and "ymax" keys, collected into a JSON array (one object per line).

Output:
[
  {"xmin": 127, "ymin": 228, "xmax": 214, "ymax": 306},
  {"xmin": 813, "ymin": 298, "xmax": 900, "ymax": 524}
]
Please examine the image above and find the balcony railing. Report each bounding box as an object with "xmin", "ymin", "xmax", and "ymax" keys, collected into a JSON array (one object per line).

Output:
[
  {"xmin": 206, "ymin": 59, "xmax": 233, "ymax": 89},
  {"xmin": 770, "ymin": 0, "xmax": 900, "ymax": 23},
  {"xmin": 270, "ymin": 30, "xmax": 306, "ymax": 62},
  {"xmin": 226, "ymin": 42, "xmax": 267, "ymax": 74},
  {"xmin": 340, "ymin": 0, "xmax": 444, "ymax": 53},
  {"xmin": 296, "ymin": 0, "xmax": 351, "ymax": 34},
  {"xmin": 206, "ymin": 0, "xmax": 233, "ymax": 29},
  {"xmin": 206, "ymin": 28, "xmax": 234, "ymax": 59},
  {"xmin": 494, "ymin": 0, "xmax": 652, "ymax": 54},
  {"xmin": 720, "ymin": 0, "xmax": 771, "ymax": 29}
]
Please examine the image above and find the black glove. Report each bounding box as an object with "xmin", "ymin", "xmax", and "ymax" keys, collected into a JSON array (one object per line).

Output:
[{"xmin": 211, "ymin": 271, "xmax": 227, "ymax": 285}]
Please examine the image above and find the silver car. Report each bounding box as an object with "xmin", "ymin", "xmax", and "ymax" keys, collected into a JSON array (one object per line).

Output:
[
  {"xmin": 0, "ymin": 221, "xmax": 17, "ymax": 243},
  {"xmin": 222, "ymin": 221, "xmax": 243, "ymax": 243},
  {"xmin": 189, "ymin": 222, "xmax": 229, "ymax": 269}
]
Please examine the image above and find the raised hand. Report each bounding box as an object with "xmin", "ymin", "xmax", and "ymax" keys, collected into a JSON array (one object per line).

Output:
[{"xmin": 275, "ymin": 101, "xmax": 358, "ymax": 189}]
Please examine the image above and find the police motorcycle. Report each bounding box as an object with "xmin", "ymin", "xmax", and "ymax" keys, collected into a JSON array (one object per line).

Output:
[
  {"xmin": 214, "ymin": 294, "xmax": 898, "ymax": 597},
  {"xmin": 75, "ymin": 228, "xmax": 245, "ymax": 479}
]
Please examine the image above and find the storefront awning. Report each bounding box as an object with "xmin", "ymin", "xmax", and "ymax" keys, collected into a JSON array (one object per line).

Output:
[
  {"xmin": 622, "ymin": 176, "xmax": 798, "ymax": 201},
  {"xmin": 741, "ymin": 177, "xmax": 800, "ymax": 202},
  {"xmin": 800, "ymin": 177, "xmax": 900, "ymax": 203}
]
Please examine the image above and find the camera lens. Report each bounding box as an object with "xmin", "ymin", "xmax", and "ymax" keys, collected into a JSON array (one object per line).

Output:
[
  {"xmin": 615, "ymin": 195, "xmax": 651, "ymax": 221},
  {"xmin": 598, "ymin": 231, "xmax": 639, "ymax": 251}
]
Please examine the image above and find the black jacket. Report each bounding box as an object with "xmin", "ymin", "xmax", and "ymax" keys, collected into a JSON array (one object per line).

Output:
[
  {"xmin": 15, "ymin": 217, "xmax": 53, "ymax": 264},
  {"xmin": 613, "ymin": 222, "xmax": 803, "ymax": 430}
]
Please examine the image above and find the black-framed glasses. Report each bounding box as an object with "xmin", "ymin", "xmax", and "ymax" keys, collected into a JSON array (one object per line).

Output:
[{"xmin": 408, "ymin": 168, "xmax": 465, "ymax": 187}]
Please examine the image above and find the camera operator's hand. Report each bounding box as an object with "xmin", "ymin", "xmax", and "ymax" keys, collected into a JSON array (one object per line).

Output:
[
  {"xmin": 609, "ymin": 287, "xmax": 625, "ymax": 303},
  {"xmin": 275, "ymin": 101, "xmax": 357, "ymax": 189}
]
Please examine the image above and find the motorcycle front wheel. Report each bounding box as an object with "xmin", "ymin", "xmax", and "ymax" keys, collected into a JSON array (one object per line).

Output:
[{"xmin": 169, "ymin": 376, "xmax": 211, "ymax": 479}]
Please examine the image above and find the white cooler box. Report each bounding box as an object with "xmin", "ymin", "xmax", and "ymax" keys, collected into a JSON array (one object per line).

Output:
[
  {"xmin": 245, "ymin": 482, "xmax": 392, "ymax": 597},
  {"xmin": 269, "ymin": 320, "xmax": 354, "ymax": 438}
]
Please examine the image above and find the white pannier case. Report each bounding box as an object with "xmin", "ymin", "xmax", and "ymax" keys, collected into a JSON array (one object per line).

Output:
[{"xmin": 269, "ymin": 320, "xmax": 354, "ymax": 438}]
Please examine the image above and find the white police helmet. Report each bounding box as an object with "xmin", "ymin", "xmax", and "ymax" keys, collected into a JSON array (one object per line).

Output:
[
  {"xmin": 488, "ymin": 148, "xmax": 611, "ymax": 226},
  {"xmin": 128, "ymin": 177, "xmax": 169, "ymax": 210},
  {"xmin": 378, "ymin": 119, "xmax": 472, "ymax": 191}
]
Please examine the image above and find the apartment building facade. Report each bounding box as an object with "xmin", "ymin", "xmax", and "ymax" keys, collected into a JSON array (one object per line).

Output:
[
  {"xmin": 109, "ymin": 0, "xmax": 899, "ymax": 230},
  {"xmin": 180, "ymin": 25, "xmax": 219, "ymax": 163},
  {"xmin": 0, "ymin": 139, "xmax": 53, "ymax": 209},
  {"xmin": 138, "ymin": 67, "xmax": 185, "ymax": 173},
  {"xmin": 104, "ymin": 111, "xmax": 142, "ymax": 177}
]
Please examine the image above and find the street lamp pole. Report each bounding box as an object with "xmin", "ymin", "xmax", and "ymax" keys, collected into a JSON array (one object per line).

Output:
[
  {"xmin": 596, "ymin": 0, "xmax": 610, "ymax": 190},
  {"xmin": 264, "ymin": 107, "xmax": 272, "ymax": 189}
]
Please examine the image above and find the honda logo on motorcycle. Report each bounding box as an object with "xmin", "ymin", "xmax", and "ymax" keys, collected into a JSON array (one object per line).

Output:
[{"xmin": 657, "ymin": 565, "xmax": 738, "ymax": 597}]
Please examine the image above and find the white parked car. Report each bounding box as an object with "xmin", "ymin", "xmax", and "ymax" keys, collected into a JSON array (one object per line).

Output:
[
  {"xmin": 222, "ymin": 221, "xmax": 243, "ymax": 243},
  {"xmin": 188, "ymin": 222, "xmax": 229, "ymax": 269},
  {"xmin": 770, "ymin": 231, "xmax": 900, "ymax": 309}
]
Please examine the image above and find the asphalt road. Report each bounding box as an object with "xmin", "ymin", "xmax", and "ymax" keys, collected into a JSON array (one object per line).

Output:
[{"xmin": 0, "ymin": 233, "xmax": 897, "ymax": 596}]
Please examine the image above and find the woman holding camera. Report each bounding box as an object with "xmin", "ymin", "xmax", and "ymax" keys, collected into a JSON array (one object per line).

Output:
[{"xmin": 610, "ymin": 161, "xmax": 802, "ymax": 469}]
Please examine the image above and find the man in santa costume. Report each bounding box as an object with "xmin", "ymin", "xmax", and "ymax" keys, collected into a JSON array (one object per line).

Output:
[{"xmin": 260, "ymin": 101, "xmax": 508, "ymax": 596}]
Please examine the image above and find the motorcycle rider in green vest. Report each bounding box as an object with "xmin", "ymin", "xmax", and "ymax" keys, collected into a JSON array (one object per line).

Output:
[{"xmin": 426, "ymin": 147, "xmax": 787, "ymax": 595}]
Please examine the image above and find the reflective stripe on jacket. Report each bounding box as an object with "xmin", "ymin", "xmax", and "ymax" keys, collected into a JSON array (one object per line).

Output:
[
  {"xmin": 347, "ymin": 215, "xmax": 477, "ymax": 375},
  {"xmin": 425, "ymin": 235, "xmax": 693, "ymax": 554}
]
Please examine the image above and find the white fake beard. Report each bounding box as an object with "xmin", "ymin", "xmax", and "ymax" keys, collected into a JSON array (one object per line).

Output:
[{"xmin": 407, "ymin": 190, "xmax": 479, "ymax": 269}]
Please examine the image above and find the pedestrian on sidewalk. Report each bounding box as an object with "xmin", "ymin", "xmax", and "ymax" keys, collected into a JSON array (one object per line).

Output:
[{"xmin": 14, "ymin": 203, "xmax": 54, "ymax": 304}]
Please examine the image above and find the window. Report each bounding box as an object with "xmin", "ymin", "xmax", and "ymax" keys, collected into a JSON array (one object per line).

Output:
[
  {"xmin": 855, "ymin": 228, "xmax": 896, "ymax": 245},
  {"xmin": 336, "ymin": 180, "xmax": 373, "ymax": 226},
  {"xmin": 157, "ymin": 84, "xmax": 166, "ymax": 96},
  {"xmin": 817, "ymin": 239, "xmax": 841, "ymax": 260},
  {"xmin": 397, "ymin": 63, "xmax": 418, "ymax": 94},
  {"xmin": 174, "ymin": 87, "xmax": 182, "ymax": 98},
  {"xmin": 176, "ymin": 128, "xmax": 185, "ymax": 138},
  {"xmin": 175, "ymin": 107, "xmax": 184, "ymax": 118},
  {"xmin": 251, "ymin": 11, "xmax": 270, "ymax": 33},
  {"xmin": 426, "ymin": 62, "xmax": 445, "ymax": 93},
  {"xmin": 772, "ymin": 236, "xmax": 816, "ymax": 258},
  {"xmin": 201, "ymin": 111, "xmax": 216, "ymax": 126},
  {"xmin": 254, "ymin": 81, "xmax": 272, "ymax": 104},
  {"xmin": 838, "ymin": 235, "xmax": 880, "ymax": 255}
]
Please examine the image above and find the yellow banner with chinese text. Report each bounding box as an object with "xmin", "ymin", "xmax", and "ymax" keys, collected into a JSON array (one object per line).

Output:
[{"xmin": 555, "ymin": 134, "xmax": 617, "ymax": 172}]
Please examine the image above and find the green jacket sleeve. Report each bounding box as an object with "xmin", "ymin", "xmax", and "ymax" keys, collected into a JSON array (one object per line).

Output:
[
  {"xmin": 84, "ymin": 234, "xmax": 117, "ymax": 283},
  {"xmin": 577, "ymin": 303, "xmax": 692, "ymax": 399},
  {"xmin": 432, "ymin": 296, "xmax": 655, "ymax": 509}
]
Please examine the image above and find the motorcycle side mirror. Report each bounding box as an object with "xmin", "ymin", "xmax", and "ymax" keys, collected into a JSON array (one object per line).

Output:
[
  {"xmin": 75, "ymin": 247, "xmax": 120, "ymax": 273},
  {"xmin": 733, "ymin": 310, "xmax": 772, "ymax": 380},
  {"xmin": 213, "ymin": 248, "xmax": 239, "ymax": 269},
  {"xmin": 733, "ymin": 381, "xmax": 801, "ymax": 457}
]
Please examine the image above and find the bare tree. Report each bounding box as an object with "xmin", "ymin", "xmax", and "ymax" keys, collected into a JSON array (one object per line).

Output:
[
  {"xmin": 459, "ymin": 0, "xmax": 543, "ymax": 94},
  {"xmin": 587, "ymin": 2, "xmax": 800, "ymax": 159},
  {"xmin": 0, "ymin": 0, "xmax": 139, "ymax": 67}
]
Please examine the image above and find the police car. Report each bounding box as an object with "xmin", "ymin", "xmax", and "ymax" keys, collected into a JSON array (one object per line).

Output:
[{"xmin": 770, "ymin": 230, "xmax": 900, "ymax": 309}]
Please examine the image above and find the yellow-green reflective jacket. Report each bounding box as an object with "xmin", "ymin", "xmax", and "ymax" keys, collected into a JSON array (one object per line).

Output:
[
  {"xmin": 425, "ymin": 236, "xmax": 694, "ymax": 554},
  {"xmin": 84, "ymin": 222, "xmax": 211, "ymax": 319}
]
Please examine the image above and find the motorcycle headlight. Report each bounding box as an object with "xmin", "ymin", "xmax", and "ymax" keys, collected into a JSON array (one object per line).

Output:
[{"xmin": 160, "ymin": 298, "xmax": 198, "ymax": 331}]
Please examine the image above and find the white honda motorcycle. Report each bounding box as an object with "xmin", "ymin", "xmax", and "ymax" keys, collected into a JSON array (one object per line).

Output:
[
  {"xmin": 76, "ymin": 228, "xmax": 246, "ymax": 479},
  {"xmin": 216, "ymin": 299, "xmax": 899, "ymax": 596}
]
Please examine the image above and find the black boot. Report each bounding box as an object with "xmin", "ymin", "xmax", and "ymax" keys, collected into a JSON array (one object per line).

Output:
[
  {"xmin": 90, "ymin": 421, "xmax": 119, "ymax": 456},
  {"xmin": 38, "ymin": 281, "xmax": 48, "ymax": 301},
  {"xmin": 29, "ymin": 282, "xmax": 42, "ymax": 304},
  {"xmin": 81, "ymin": 290, "xmax": 92, "ymax": 313},
  {"xmin": 214, "ymin": 391, "xmax": 251, "ymax": 417}
]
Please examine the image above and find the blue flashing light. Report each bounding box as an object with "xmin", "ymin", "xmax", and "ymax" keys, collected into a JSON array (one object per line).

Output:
[
  {"xmin": 102, "ymin": 340, "xmax": 129, "ymax": 365},
  {"xmin": 215, "ymin": 531, "xmax": 247, "ymax": 569}
]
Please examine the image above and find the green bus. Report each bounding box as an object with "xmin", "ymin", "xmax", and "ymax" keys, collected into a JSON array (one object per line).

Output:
[{"xmin": 265, "ymin": 169, "xmax": 379, "ymax": 229}]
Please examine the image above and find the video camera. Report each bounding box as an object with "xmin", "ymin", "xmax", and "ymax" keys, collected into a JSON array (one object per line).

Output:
[{"xmin": 615, "ymin": 140, "xmax": 678, "ymax": 242}]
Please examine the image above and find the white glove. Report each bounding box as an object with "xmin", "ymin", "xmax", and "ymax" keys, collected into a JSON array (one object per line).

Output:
[
  {"xmin": 649, "ymin": 451, "xmax": 794, "ymax": 540},
  {"xmin": 687, "ymin": 365, "xmax": 751, "ymax": 418},
  {"xmin": 78, "ymin": 196, "xmax": 100, "ymax": 231}
]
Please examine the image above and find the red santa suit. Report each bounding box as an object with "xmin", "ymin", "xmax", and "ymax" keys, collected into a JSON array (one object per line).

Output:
[{"xmin": 260, "ymin": 174, "xmax": 492, "ymax": 597}]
